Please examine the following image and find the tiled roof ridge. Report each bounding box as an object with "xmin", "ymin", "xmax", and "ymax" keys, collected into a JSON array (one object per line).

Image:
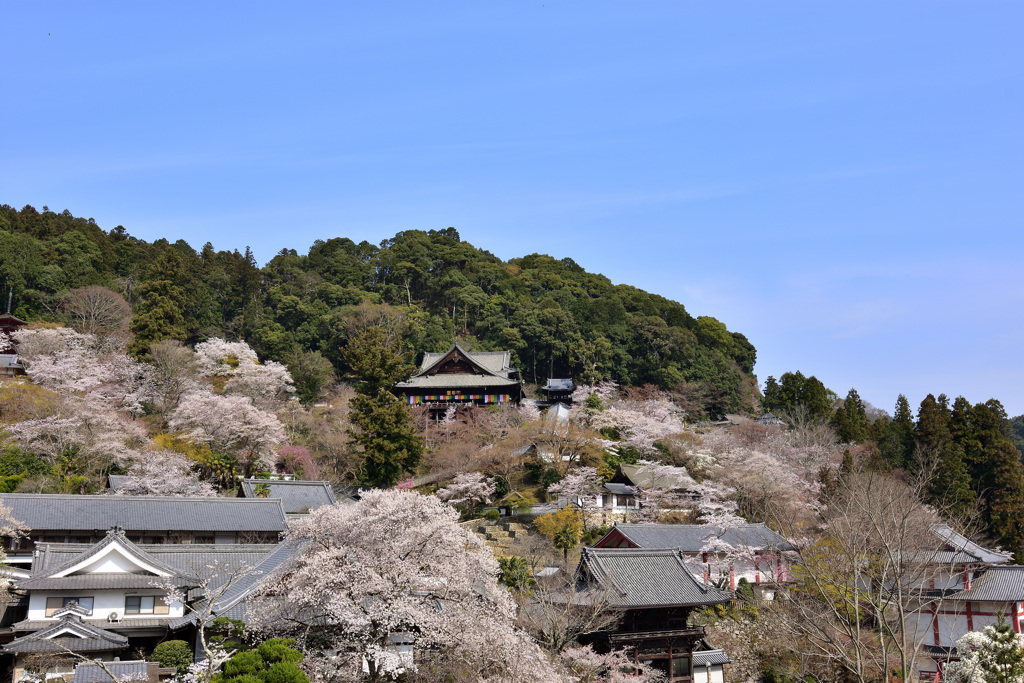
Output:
[
  {"xmin": 0, "ymin": 493, "xmax": 279, "ymax": 502},
  {"xmin": 416, "ymin": 342, "xmax": 508, "ymax": 378},
  {"xmin": 32, "ymin": 531, "xmax": 191, "ymax": 580}
]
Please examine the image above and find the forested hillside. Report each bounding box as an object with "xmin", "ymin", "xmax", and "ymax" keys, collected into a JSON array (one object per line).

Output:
[{"xmin": 0, "ymin": 204, "xmax": 756, "ymax": 418}]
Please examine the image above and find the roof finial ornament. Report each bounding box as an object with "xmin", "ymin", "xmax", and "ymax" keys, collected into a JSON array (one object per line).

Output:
[{"xmin": 107, "ymin": 526, "xmax": 126, "ymax": 538}]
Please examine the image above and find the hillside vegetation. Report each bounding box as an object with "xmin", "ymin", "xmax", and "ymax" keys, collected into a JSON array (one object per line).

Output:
[{"xmin": 0, "ymin": 204, "xmax": 757, "ymax": 418}]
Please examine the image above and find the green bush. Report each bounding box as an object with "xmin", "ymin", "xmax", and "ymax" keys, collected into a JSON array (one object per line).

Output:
[
  {"xmin": 541, "ymin": 468, "xmax": 561, "ymax": 488},
  {"xmin": 484, "ymin": 509, "xmax": 500, "ymax": 522},
  {"xmin": 263, "ymin": 662, "xmax": 308, "ymax": 683},
  {"xmin": 152, "ymin": 640, "xmax": 193, "ymax": 675},
  {"xmin": 223, "ymin": 651, "xmax": 265, "ymax": 678},
  {"xmin": 256, "ymin": 639, "xmax": 303, "ymax": 665}
]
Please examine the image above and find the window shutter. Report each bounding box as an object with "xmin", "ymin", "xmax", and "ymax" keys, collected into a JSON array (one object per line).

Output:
[
  {"xmin": 154, "ymin": 601, "xmax": 169, "ymax": 615},
  {"xmin": 45, "ymin": 597, "xmax": 62, "ymax": 617}
]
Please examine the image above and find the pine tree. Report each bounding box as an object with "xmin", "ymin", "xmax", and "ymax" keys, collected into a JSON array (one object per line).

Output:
[
  {"xmin": 915, "ymin": 393, "xmax": 951, "ymax": 454},
  {"xmin": 343, "ymin": 325, "xmax": 423, "ymax": 488},
  {"xmin": 929, "ymin": 444, "xmax": 975, "ymax": 519},
  {"xmin": 128, "ymin": 250, "xmax": 188, "ymax": 359},
  {"xmin": 983, "ymin": 439, "xmax": 1024, "ymax": 562}
]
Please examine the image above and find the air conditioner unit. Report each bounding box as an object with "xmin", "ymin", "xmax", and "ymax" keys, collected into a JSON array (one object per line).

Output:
[{"xmin": 107, "ymin": 612, "xmax": 121, "ymax": 623}]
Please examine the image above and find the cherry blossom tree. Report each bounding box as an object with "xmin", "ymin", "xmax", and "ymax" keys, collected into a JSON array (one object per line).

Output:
[
  {"xmin": 943, "ymin": 618, "xmax": 1024, "ymax": 683},
  {"xmin": 194, "ymin": 338, "xmax": 294, "ymax": 407},
  {"xmin": 168, "ymin": 390, "xmax": 286, "ymax": 474},
  {"xmin": 6, "ymin": 395, "xmax": 148, "ymax": 466},
  {"xmin": 110, "ymin": 450, "xmax": 216, "ymax": 497},
  {"xmin": 248, "ymin": 490, "xmax": 555, "ymax": 683},
  {"xmin": 560, "ymin": 645, "xmax": 665, "ymax": 683},
  {"xmin": 13, "ymin": 328, "xmax": 154, "ymax": 415},
  {"xmin": 547, "ymin": 467, "xmax": 602, "ymax": 506},
  {"xmin": 436, "ymin": 472, "xmax": 495, "ymax": 515}
]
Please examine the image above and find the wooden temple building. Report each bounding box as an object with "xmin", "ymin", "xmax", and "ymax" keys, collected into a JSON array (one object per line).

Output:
[
  {"xmin": 394, "ymin": 343, "xmax": 524, "ymax": 411},
  {"xmin": 575, "ymin": 547, "xmax": 733, "ymax": 682}
]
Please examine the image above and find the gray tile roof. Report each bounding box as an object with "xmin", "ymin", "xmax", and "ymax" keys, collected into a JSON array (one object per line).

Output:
[
  {"xmin": 618, "ymin": 464, "xmax": 692, "ymax": 491},
  {"xmin": 17, "ymin": 574, "xmax": 192, "ymax": 591},
  {"xmin": 947, "ymin": 566, "xmax": 1024, "ymax": 602},
  {"xmin": 72, "ymin": 661, "xmax": 150, "ymax": 683},
  {"xmin": 3, "ymin": 615, "xmax": 128, "ymax": 653},
  {"xmin": 239, "ymin": 479, "xmax": 336, "ymax": 514},
  {"xmin": 12, "ymin": 618, "xmax": 171, "ymax": 632},
  {"xmin": 0, "ymin": 494, "xmax": 288, "ymax": 533},
  {"xmin": 169, "ymin": 541, "xmax": 298, "ymax": 629},
  {"xmin": 395, "ymin": 374, "xmax": 521, "ymax": 389},
  {"xmin": 106, "ymin": 475, "xmax": 129, "ymax": 491},
  {"xmin": 932, "ymin": 524, "xmax": 1012, "ymax": 564},
  {"xmin": 543, "ymin": 379, "xmax": 575, "ymax": 391},
  {"xmin": 602, "ymin": 483, "xmax": 636, "ymax": 496},
  {"xmin": 419, "ymin": 345, "xmax": 510, "ymax": 375},
  {"xmin": 693, "ymin": 649, "xmax": 731, "ymax": 666},
  {"xmin": 31, "ymin": 530, "xmax": 190, "ymax": 579},
  {"xmin": 601, "ymin": 523, "xmax": 795, "ymax": 552},
  {"xmin": 580, "ymin": 547, "xmax": 733, "ymax": 608},
  {"xmin": 35, "ymin": 543, "xmax": 280, "ymax": 578}
]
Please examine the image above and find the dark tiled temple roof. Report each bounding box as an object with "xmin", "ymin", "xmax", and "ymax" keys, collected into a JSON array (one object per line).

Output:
[
  {"xmin": 580, "ymin": 547, "xmax": 732, "ymax": 608},
  {"xmin": 947, "ymin": 566, "xmax": 1024, "ymax": 602},
  {"xmin": 239, "ymin": 479, "xmax": 336, "ymax": 514},
  {"xmin": 931, "ymin": 524, "xmax": 1012, "ymax": 564},
  {"xmin": 0, "ymin": 494, "xmax": 288, "ymax": 533},
  {"xmin": 599, "ymin": 523, "xmax": 795, "ymax": 552},
  {"xmin": 169, "ymin": 541, "xmax": 298, "ymax": 629},
  {"xmin": 72, "ymin": 661, "xmax": 150, "ymax": 683}
]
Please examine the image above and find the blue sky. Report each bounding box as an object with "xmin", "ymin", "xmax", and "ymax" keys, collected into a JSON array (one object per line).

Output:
[{"xmin": 3, "ymin": 2, "xmax": 1022, "ymax": 415}]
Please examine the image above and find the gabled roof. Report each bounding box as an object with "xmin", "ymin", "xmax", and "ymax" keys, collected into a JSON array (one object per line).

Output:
[
  {"xmin": 396, "ymin": 343, "xmax": 521, "ymax": 390},
  {"xmin": 543, "ymin": 378, "xmax": 575, "ymax": 391},
  {"xmin": 595, "ymin": 523, "xmax": 795, "ymax": 553},
  {"xmin": 419, "ymin": 344, "xmax": 511, "ymax": 376},
  {"xmin": 0, "ymin": 494, "xmax": 288, "ymax": 533},
  {"xmin": 946, "ymin": 566, "xmax": 1024, "ymax": 603},
  {"xmin": 2, "ymin": 614, "xmax": 128, "ymax": 653},
  {"xmin": 617, "ymin": 464, "xmax": 692, "ymax": 491},
  {"xmin": 32, "ymin": 543, "xmax": 282, "ymax": 581},
  {"xmin": 239, "ymin": 479, "xmax": 336, "ymax": 514},
  {"xmin": 17, "ymin": 531, "xmax": 197, "ymax": 591},
  {"xmin": 931, "ymin": 524, "xmax": 1012, "ymax": 564},
  {"xmin": 579, "ymin": 547, "xmax": 732, "ymax": 608}
]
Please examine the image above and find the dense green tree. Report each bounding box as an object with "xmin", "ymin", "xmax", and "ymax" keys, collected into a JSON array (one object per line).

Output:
[
  {"xmin": 128, "ymin": 249, "xmax": 188, "ymax": 358},
  {"xmin": 342, "ymin": 326, "xmax": 423, "ymax": 487},
  {"xmin": 833, "ymin": 388, "xmax": 869, "ymax": 443}
]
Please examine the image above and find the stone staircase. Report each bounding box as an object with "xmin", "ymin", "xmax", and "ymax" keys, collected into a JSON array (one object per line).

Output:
[{"xmin": 473, "ymin": 520, "xmax": 529, "ymax": 549}]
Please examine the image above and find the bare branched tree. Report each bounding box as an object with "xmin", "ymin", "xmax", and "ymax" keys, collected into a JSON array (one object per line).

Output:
[{"xmin": 772, "ymin": 469, "xmax": 980, "ymax": 682}]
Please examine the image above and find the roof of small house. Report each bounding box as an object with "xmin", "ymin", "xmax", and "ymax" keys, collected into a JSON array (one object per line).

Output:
[
  {"xmin": 579, "ymin": 547, "xmax": 733, "ymax": 608},
  {"xmin": 106, "ymin": 475, "xmax": 129, "ymax": 490},
  {"xmin": 596, "ymin": 523, "xmax": 795, "ymax": 552},
  {"xmin": 72, "ymin": 661, "xmax": 151, "ymax": 683},
  {"xmin": 602, "ymin": 483, "xmax": 636, "ymax": 496},
  {"xmin": 946, "ymin": 566, "xmax": 1024, "ymax": 603},
  {"xmin": 617, "ymin": 463, "xmax": 693, "ymax": 491},
  {"xmin": 239, "ymin": 479, "xmax": 336, "ymax": 514},
  {"xmin": 2, "ymin": 613, "xmax": 128, "ymax": 653},
  {"xmin": 693, "ymin": 649, "xmax": 731, "ymax": 667},
  {"xmin": 543, "ymin": 378, "xmax": 575, "ymax": 392},
  {"xmin": 0, "ymin": 494, "xmax": 288, "ymax": 533}
]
